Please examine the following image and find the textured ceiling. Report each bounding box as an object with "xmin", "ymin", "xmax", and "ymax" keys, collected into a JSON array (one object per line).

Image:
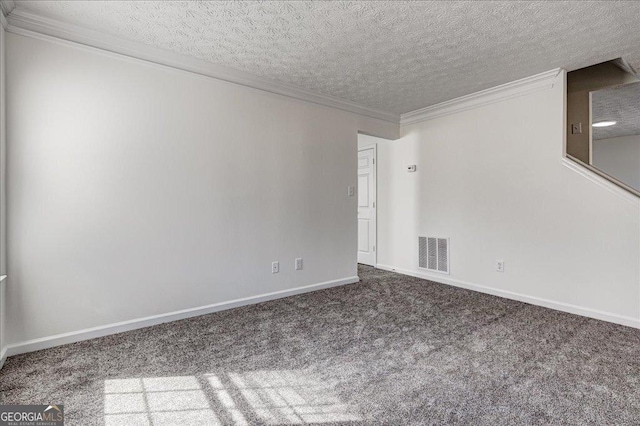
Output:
[
  {"xmin": 592, "ymin": 81, "xmax": 640, "ymax": 140},
  {"xmin": 12, "ymin": 1, "xmax": 640, "ymax": 114}
]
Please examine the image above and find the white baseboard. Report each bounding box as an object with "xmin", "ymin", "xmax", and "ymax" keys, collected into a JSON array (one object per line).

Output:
[
  {"xmin": 3, "ymin": 276, "xmax": 359, "ymax": 358},
  {"xmin": 0, "ymin": 276, "xmax": 6, "ymax": 369},
  {"xmin": 0, "ymin": 347, "xmax": 6, "ymax": 370},
  {"xmin": 376, "ymin": 264, "xmax": 640, "ymax": 329}
]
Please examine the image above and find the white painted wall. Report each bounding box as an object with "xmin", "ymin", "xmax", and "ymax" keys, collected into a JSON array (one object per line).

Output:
[
  {"xmin": 377, "ymin": 71, "xmax": 640, "ymax": 326},
  {"xmin": 0, "ymin": 26, "xmax": 5, "ymax": 277},
  {"xmin": 0, "ymin": 24, "xmax": 6, "ymax": 360},
  {"xmin": 593, "ymin": 134, "xmax": 640, "ymax": 191},
  {"xmin": 5, "ymin": 32, "xmax": 398, "ymax": 348},
  {"xmin": 358, "ymin": 134, "xmax": 386, "ymax": 150}
]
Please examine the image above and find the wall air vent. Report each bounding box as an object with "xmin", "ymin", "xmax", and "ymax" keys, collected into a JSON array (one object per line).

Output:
[{"xmin": 418, "ymin": 236, "xmax": 449, "ymax": 274}]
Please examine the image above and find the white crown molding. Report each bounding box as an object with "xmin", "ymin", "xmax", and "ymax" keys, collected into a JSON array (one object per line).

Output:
[
  {"xmin": 0, "ymin": 0, "xmax": 14, "ymax": 17},
  {"xmin": 376, "ymin": 264, "xmax": 640, "ymax": 329},
  {"xmin": 4, "ymin": 7, "xmax": 400, "ymax": 124},
  {"xmin": 400, "ymin": 68, "xmax": 562, "ymax": 126},
  {"xmin": 0, "ymin": 0, "xmax": 13, "ymax": 29}
]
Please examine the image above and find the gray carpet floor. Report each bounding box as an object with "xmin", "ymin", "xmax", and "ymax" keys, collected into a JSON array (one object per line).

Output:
[{"xmin": 1, "ymin": 265, "xmax": 640, "ymax": 425}]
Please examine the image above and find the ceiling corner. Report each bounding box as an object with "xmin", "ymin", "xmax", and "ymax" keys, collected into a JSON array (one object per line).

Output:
[{"xmin": 0, "ymin": 0, "xmax": 15, "ymax": 17}]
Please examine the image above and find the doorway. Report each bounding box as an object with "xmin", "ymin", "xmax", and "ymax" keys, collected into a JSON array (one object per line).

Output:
[{"xmin": 357, "ymin": 144, "xmax": 376, "ymax": 266}]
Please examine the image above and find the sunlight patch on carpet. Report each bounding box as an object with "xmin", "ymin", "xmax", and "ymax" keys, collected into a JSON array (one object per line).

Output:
[{"xmin": 104, "ymin": 370, "xmax": 360, "ymax": 425}]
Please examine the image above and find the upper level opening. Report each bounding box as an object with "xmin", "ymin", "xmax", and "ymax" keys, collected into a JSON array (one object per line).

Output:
[{"xmin": 566, "ymin": 59, "xmax": 640, "ymax": 197}]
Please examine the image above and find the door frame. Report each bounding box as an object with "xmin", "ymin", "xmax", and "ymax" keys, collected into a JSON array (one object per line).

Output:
[{"xmin": 357, "ymin": 143, "xmax": 377, "ymax": 267}]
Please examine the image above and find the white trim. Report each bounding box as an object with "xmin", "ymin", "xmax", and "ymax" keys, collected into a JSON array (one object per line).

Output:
[
  {"xmin": 2, "ymin": 275, "xmax": 359, "ymax": 357},
  {"xmin": 0, "ymin": 0, "xmax": 14, "ymax": 18},
  {"xmin": 400, "ymin": 68, "xmax": 562, "ymax": 126},
  {"xmin": 0, "ymin": 0, "xmax": 13, "ymax": 29},
  {"xmin": 4, "ymin": 8, "xmax": 400, "ymax": 124},
  {"xmin": 357, "ymin": 144, "xmax": 377, "ymax": 267},
  {"xmin": 0, "ymin": 4, "xmax": 6, "ymax": 368},
  {"xmin": 561, "ymin": 157, "xmax": 640, "ymax": 205},
  {"xmin": 0, "ymin": 347, "xmax": 6, "ymax": 370},
  {"xmin": 0, "ymin": 276, "xmax": 5, "ymax": 370},
  {"xmin": 377, "ymin": 264, "xmax": 640, "ymax": 329},
  {"xmin": 0, "ymin": 0, "xmax": 14, "ymax": 15}
]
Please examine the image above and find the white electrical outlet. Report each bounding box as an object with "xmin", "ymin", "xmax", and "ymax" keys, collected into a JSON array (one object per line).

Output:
[
  {"xmin": 272, "ymin": 261, "xmax": 279, "ymax": 274},
  {"xmin": 347, "ymin": 186, "xmax": 355, "ymax": 197},
  {"xmin": 495, "ymin": 260, "xmax": 505, "ymax": 272},
  {"xmin": 295, "ymin": 258, "xmax": 303, "ymax": 270}
]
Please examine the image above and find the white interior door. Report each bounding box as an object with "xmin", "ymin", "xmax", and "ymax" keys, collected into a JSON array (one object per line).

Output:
[{"xmin": 357, "ymin": 147, "xmax": 376, "ymax": 266}]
